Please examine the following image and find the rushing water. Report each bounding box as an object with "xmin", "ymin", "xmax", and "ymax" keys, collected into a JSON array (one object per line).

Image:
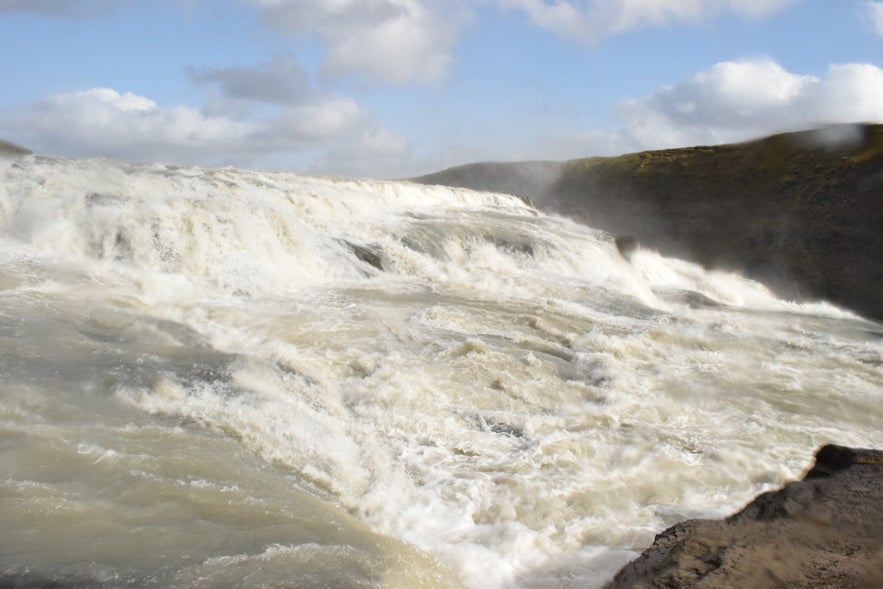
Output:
[{"xmin": 1, "ymin": 154, "xmax": 881, "ymax": 588}]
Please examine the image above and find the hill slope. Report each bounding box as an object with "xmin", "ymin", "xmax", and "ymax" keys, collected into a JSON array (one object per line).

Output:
[
  {"xmin": 413, "ymin": 125, "xmax": 883, "ymax": 321},
  {"xmin": 412, "ymin": 160, "xmax": 563, "ymax": 202}
]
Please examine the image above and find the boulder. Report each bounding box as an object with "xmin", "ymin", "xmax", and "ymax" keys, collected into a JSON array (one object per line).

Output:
[{"xmin": 606, "ymin": 445, "xmax": 883, "ymax": 588}]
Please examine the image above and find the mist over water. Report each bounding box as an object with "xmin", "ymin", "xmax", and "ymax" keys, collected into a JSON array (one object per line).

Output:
[{"xmin": 1, "ymin": 155, "xmax": 881, "ymax": 588}]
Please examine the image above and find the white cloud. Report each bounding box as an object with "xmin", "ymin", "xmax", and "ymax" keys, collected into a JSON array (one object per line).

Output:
[
  {"xmin": 431, "ymin": 59, "xmax": 883, "ymax": 167},
  {"xmin": 492, "ymin": 0, "xmax": 797, "ymax": 42},
  {"xmin": 241, "ymin": 0, "xmax": 798, "ymax": 86},
  {"xmin": 808, "ymin": 63, "xmax": 883, "ymax": 122},
  {"xmin": 312, "ymin": 126, "xmax": 413, "ymax": 177},
  {"xmin": 0, "ymin": 88, "xmax": 251, "ymax": 163},
  {"xmin": 868, "ymin": 1, "xmax": 883, "ymax": 37},
  {"xmin": 251, "ymin": 0, "xmax": 469, "ymax": 85},
  {"xmin": 185, "ymin": 56, "xmax": 393, "ymax": 146},
  {"xmin": 617, "ymin": 59, "xmax": 883, "ymax": 149},
  {"xmin": 240, "ymin": 0, "xmax": 801, "ymax": 88},
  {"xmin": 260, "ymin": 97, "xmax": 369, "ymax": 144},
  {"xmin": 0, "ymin": 84, "xmax": 410, "ymax": 176}
]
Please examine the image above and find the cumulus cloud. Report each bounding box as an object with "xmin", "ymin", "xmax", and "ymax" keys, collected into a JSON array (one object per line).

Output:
[
  {"xmin": 492, "ymin": 0, "xmax": 797, "ymax": 42},
  {"xmin": 868, "ymin": 1, "xmax": 883, "ymax": 36},
  {"xmin": 0, "ymin": 0, "xmax": 123, "ymax": 17},
  {"xmin": 182, "ymin": 56, "xmax": 406, "ymax": 154},
  {"xmin": 250, "ymin": 0, "xmax": 469, "ymax": 85},
  {"xmin": 241, "ymin": 1, "xmax": 800, "ymax": 85},
  {"xmin": 258, "ymin": 97, "xmax": 370, "ymax": 144},
  {"xmin": 617, "ymin": 59, "xmax": 883, "ymax": 149},
  {"xmin": 186, "ymin": 56, "xmax": 311, "ymax": 105},
  {"xmin": 469, "ymin": 59, "xmax": 883, "ymax": 165},
  {"xmin": 312, "ymin": 125, "xmax": 414, "ymax": 177},
  {"xmin": 0, "ymin": 81, "xmax": 410, "ymax": 175},
  {"xmin": 0, "ymin": 88, "xmax": 252, "ymax": 163},
  {"xmin": 450, "ymin": 59, "xmax": 883, "ymax": 165}
]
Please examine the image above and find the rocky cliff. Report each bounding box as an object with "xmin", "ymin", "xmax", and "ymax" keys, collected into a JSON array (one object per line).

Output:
[
  {"xmin": 413, "ymin": 124, "xmax": 883, "ymax": 321},
  {"xmin": 606, "ymin": 445, "xmax": 883, "ymax": 588}
]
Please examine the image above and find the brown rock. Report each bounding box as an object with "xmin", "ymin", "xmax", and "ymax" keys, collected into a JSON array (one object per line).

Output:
[{"xmin": 605, "ymin": 445, "xmax": 883, "ymax": 588}]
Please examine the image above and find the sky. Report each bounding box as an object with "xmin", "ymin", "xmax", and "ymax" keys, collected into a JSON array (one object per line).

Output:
[{"xmin": 1, "ymin": 0, "xmax": 882, "ymax": 178}]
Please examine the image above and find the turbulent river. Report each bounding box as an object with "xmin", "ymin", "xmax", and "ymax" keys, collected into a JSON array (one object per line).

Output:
[{"xmin": 1, "ymin": 154, "xmax": 881, "ymax": 588}]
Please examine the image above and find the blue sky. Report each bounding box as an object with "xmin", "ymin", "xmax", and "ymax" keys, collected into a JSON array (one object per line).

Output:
[{"xmin": 1, "ymin": 0, "xmax": 882, "ymax": 177}]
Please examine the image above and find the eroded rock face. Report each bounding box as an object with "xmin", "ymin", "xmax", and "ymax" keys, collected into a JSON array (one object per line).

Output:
[{"xmin": 605, "ymin": 445, "xmax": 883, "ymax": 589}]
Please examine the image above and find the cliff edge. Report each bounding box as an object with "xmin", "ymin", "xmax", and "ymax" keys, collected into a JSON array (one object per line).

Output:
[{"xmin": 606, "ymin": 445, "xmax": 883, "ymax": 588}]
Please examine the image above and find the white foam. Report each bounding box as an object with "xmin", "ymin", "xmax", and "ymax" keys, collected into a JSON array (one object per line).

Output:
[{"xmin": 2, "ymin": 155, "xmax": 881, "ymax": 589}]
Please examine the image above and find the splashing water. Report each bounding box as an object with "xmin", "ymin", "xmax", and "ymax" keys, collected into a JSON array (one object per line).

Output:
[{"xmin": 1, "ymin": 155, "xmax": 881, "ymax": 588}]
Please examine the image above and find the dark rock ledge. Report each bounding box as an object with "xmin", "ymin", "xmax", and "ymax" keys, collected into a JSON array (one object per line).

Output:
[{"xmin": 606, "ymin": 445, "xmax": 883, "ymax": 588}]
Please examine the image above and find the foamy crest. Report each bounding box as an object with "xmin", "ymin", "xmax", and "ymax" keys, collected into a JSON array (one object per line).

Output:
[{"xmin": 1, "ymin": 154, "xmax": 881, "ymax": 588}]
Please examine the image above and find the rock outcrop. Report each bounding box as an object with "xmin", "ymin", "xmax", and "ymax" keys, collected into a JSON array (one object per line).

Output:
[
  {"xmin": 606, "ymin": 445, "xmax": 883, "ymax": 588},
  {"xmin": 412, "ymin": 124, "xmax": 883, "ymax": 321}
]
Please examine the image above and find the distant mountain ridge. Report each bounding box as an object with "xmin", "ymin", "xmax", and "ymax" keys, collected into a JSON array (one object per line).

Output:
[
  {"xmin": 412, "ymin": 124, "xmax": 883, "ymax": 322},
  {"xmin": 413, "ymin": 160, "xmax": 564, "ymax": 202},
  {"xmin": 0, "ymin": 139, "xmax": 32, "ymax": 156}
]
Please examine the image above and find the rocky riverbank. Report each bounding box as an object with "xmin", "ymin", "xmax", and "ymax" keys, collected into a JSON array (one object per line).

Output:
[{"xmin": 606, "ymin": 445, "xmax": 883, "ymax": 588}]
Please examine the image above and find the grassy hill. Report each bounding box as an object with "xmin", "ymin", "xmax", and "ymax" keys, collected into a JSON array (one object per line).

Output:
[{"xmin": 413, "ymin": 125, "xmax": 883, "ymax": 321}]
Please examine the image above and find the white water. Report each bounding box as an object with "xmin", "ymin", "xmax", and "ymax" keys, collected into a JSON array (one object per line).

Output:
[{"xmin": 1, "ymin": 154, "xmax": 881, "ymax": 588}]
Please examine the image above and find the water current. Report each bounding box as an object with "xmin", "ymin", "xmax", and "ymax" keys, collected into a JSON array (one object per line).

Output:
[{"xmin": 1, "ymin": 154, "xmax": 881, "ymax": 588}]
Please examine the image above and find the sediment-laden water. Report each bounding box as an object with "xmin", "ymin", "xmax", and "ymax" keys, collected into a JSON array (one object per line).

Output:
[{"xmin": 1, "ymin": 155, "xmax": 881, "ymax": 588}]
